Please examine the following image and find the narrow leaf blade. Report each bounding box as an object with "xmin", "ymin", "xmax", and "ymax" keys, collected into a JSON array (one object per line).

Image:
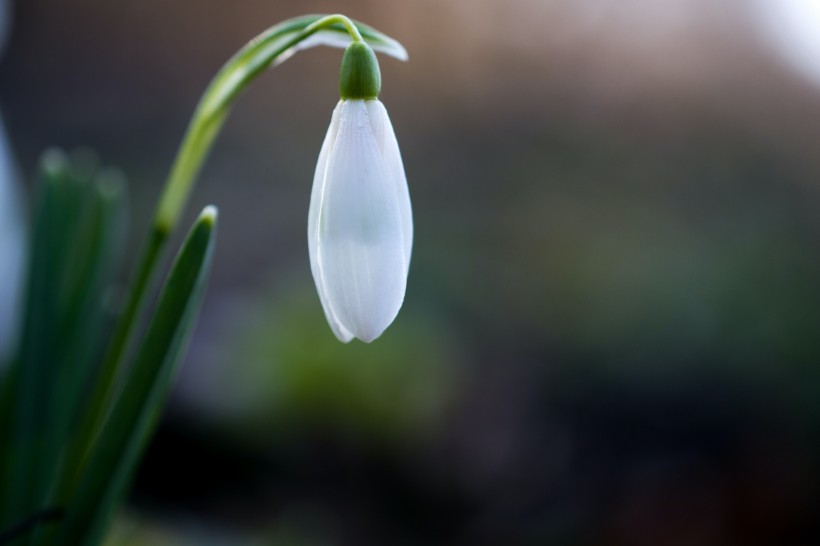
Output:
[
  {"xmin": 0, "ymin": 150, "xmax": 74, "ymax": 531},
  {"xmin": 55, "ymin": 206, "xmax": 218, "ymax": 546}
]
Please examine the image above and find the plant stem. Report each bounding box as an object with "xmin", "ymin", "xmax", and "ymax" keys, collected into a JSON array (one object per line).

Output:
[
  {"xmin": 154, "ymin": 13, "xmax": 364, "ymax": 233},
  {"xmin": 55, "ymin": 228, "xmax": 166, "ymax": 503},
  {"xmin": 58, "ymin": 13, "xmax": 373, "ymax": 501}
]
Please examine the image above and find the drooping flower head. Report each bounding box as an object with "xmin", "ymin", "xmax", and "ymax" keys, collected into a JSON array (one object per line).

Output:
[{"xmin": 308, "ymin": 39, "xmax": 412, "ymax": 343}]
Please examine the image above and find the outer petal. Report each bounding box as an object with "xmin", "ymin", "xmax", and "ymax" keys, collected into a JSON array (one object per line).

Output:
[
  {"xmin": 365, "ymin": 100, "xmax": 413, "ymax": 268},
  {"xmin": 309, "ymin": 100, "xmax": 410, "ymax": 342},
  {"xmin": 308, "ymin": 101, "xmax": 354, "ymax": 342}
]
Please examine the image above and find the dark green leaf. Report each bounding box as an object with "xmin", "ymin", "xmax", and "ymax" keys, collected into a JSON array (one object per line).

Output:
[
  {"xmin": 54, "ymin": 206, "xmax": 217, "ymax": 546},
  {"xmin": 0, "ymin": 150, "xmax": 75, "ymax": 532},
  {"xmin": 0, "ymin": 152, "xmax": 128, "ymax": 546}
]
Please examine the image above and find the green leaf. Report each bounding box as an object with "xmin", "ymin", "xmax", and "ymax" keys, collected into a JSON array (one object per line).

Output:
[
  {"xmin": 0, "ymin": 151, "xmax": 129, "ymax": 546},
  {"xmin": 48, "ymin": 168, "xmax": 128, "ymax": 468},
  {"xmin": 0, "ymin": 150, "xmax": 78, "ymax": 532},
  {"xmin": 54, "ymin": 206, "xmax": 218, "ymax": 546}
]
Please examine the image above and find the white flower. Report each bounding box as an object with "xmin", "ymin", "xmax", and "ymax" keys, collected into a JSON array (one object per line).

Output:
[{"xmin": 308, "ymin": 99, "xmax": 412, "ymax": 343}]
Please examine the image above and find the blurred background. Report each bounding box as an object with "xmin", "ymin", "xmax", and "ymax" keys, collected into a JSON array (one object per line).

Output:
[{"xmin": 2, "ymin": 0, "xmax": 820, "ymax": 544}]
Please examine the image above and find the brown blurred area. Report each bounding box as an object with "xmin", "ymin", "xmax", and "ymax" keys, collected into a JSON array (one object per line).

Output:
[{"xmin": 3, "ymin": 1, "xmax": 820, "ymax": 545}]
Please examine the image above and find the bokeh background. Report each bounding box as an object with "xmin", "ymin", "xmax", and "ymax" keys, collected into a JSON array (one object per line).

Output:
[{"xmin": 2, "ymin": 0, "xmax": 820, "ymax": 544}]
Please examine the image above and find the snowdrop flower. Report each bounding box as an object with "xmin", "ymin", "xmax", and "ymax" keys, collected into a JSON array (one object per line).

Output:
[{"xmin": 308, "ymin": 40, "xmax": 412, "ymax": 343}]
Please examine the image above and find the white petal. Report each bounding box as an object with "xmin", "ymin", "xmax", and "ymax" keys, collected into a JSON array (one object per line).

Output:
[
  {"xmin": 365, "ymin": 100, "xmax": 413, "ymax": 268},
  {"xmin": 308, "ymin": 101, "xmax": 354, "ymax": 342},
  {"xmin": 308, "ymin": 100, "xmax": 411, "ymax": 342}
]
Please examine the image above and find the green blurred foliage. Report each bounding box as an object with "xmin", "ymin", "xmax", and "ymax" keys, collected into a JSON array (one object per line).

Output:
[{"xmin": 198, "ymin": 277, "xmax": 463, "ymax": 446}]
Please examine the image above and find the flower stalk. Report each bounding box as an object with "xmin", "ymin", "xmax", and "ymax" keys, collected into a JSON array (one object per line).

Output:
[
  {"xmin": 67, "ymin": 14, "xmax": 408, "ymax": 500},
  {"xmin": 2, "ymin": 12, "xmax": 410, "ymax": 546},
  {"xmin": 155, "ymin": 14, "xmax": 397, "ymax": 234}
]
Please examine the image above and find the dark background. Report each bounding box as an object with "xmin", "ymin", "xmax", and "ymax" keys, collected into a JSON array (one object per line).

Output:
[{"xmin": 2, "ymin": 1, "xmax": 820, "ymax": 544}]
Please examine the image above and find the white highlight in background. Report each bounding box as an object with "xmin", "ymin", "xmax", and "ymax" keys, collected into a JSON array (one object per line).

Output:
[{"xmin": 755, "ymin": 0, "xmax": 820, "ymax": 87}]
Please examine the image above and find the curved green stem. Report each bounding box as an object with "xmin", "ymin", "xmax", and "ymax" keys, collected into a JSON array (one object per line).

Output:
[
  {"xmin": 59, "ymin": 13, "xmax": 405, "ymax": 508},
  {"xmin": 328, "ymin": 14, "xmax": 364, "ymax": 43},
  {"xmin": 155, "ymin": 13, "xmax": 364, "ymax": 234}
]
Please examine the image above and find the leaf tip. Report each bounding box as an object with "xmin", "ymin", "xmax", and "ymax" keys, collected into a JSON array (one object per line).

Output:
[
  {"xmin": 40, "ymin": 147, "xmax": 69, "ymax": 175},
  {"xmin": 96, "ymin": 168, "xmax": 127, "ymax": 200},
  {"xmin": 392, "ymin": 43, "xmax": 409, "ymax": 62},
  {"xmin": 199, "ymin": 205, "xmax": 219, "ymax": 226}
]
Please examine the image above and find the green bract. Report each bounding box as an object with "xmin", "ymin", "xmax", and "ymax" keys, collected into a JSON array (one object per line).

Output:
[{"xmin": 339, "ymin": 41, "xmax": 382, "ymax": 100}]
